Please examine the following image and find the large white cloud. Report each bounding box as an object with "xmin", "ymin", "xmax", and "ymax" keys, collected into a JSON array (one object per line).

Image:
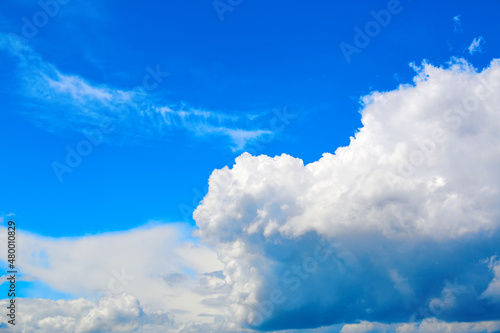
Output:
[
  {"xmin": 194, "ymin": 59, "xmax": 500, "ymax": 330},
  {"xmin": 3, "ymin": 59, "xmax": 500, "ymax": 332}
]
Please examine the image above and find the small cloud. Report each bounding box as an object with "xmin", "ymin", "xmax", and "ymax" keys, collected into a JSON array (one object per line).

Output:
[
  {"xmin": 453, "ymin": 15, "xmax": 462, "ymax": 33},
  {"xmin": 468, "ymin": 36, "xmax": 484, "ymax": 55},
  {"xmin": 340, "ymin": 321, "xmax": 375, "ymax": 333}
]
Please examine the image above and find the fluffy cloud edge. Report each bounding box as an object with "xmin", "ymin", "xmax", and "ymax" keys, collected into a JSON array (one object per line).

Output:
[{"xmin": 193, "ymin": 58, "xmax": 500, "ymax": 330}]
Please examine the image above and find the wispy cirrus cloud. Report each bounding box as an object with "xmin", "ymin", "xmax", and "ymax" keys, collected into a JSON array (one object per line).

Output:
[{"xmin": 0, "ymin": 33, "xmax": 273, "ymax": 150}]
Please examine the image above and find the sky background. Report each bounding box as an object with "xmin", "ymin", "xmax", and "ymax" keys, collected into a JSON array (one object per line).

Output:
[{"xmin": 1, "ymin": 0, "xmax": 500, "ymax": 332}]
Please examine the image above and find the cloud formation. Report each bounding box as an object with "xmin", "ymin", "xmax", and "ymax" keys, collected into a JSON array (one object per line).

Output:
[
  {"xmin": 194, "ymin": 59, "xmax": 500, "ymax": 330},
  {"xmin": 3, "ymin": 58, "xmax": 500, "ymax": 332},
  {"xmin": 0, "ymin": 34, "xmax": 272, "ymax": 150}
]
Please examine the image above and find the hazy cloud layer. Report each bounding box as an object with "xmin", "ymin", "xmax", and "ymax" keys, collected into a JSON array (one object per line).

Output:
[{"xmin": 0, "ymin": 223, "xmax": 227, "ymax": 329}]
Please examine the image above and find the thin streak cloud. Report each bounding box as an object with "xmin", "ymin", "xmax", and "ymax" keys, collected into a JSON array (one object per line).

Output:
[{"xmin": 0, "ymin": 33, "xmax": 273, "ymax": 150}]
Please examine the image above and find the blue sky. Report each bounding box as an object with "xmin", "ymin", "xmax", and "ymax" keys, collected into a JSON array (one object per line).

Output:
[
  {"xmin": 1, "ymin": 0, "xmax": 500, "ymax": 332},
  {"xmin": 1, "ymin": 0, "xmax": 498, "ymax": 236}
]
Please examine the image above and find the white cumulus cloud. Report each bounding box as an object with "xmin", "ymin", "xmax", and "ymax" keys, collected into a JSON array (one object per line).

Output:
[{"xmin": 194, "ymin": 59, "xmax": 500, "ymax": 330}]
